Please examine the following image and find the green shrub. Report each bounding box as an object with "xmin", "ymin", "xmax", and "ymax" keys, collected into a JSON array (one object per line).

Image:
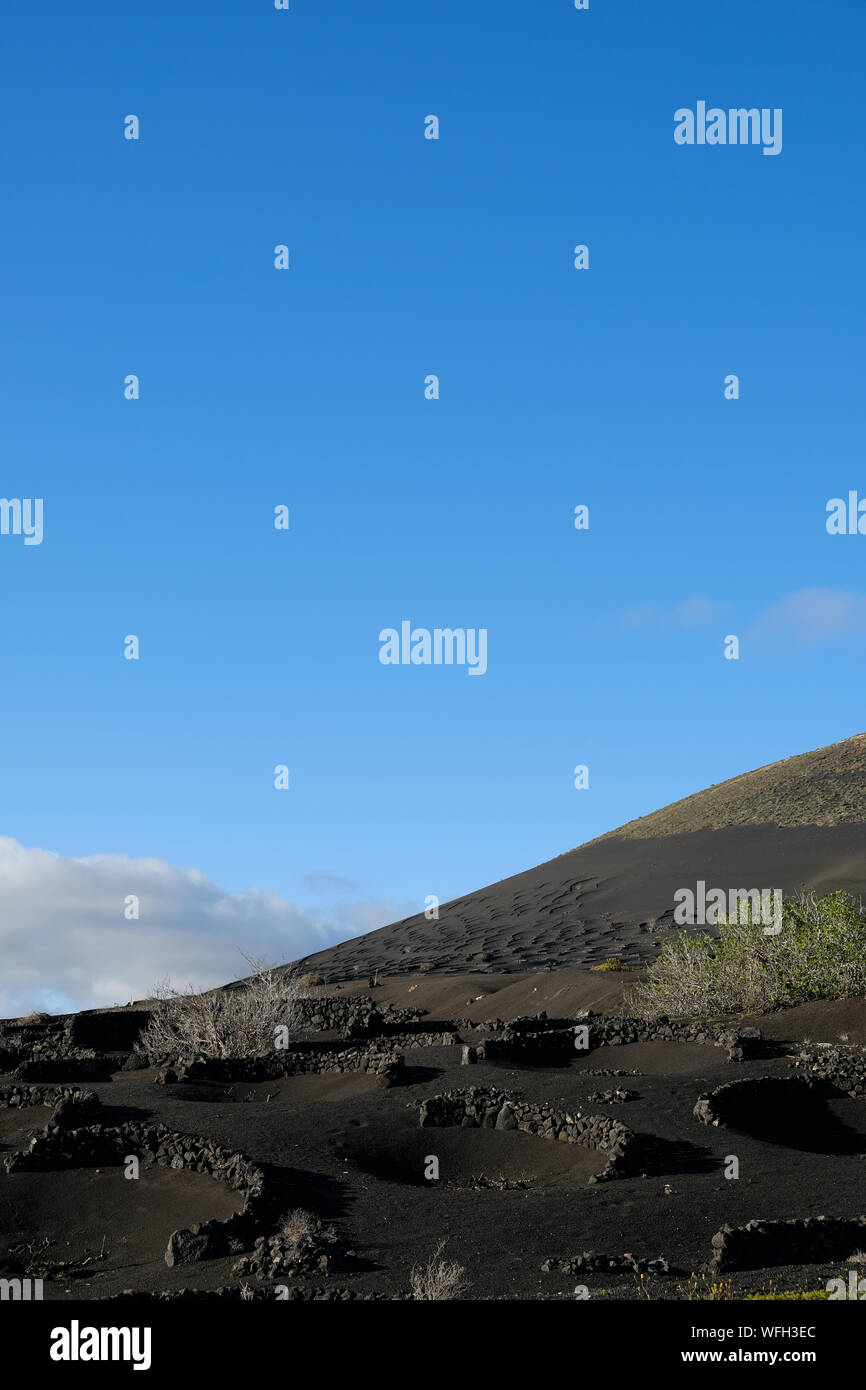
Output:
[{"xmin": 624, "ymin": 890, "xmax": 866, "ymax": 1021}]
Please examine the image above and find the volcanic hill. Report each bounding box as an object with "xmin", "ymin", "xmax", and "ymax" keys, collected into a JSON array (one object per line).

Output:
[{"xmin": 296, "ymin": 734, "xmax": 866, "ymax": 979}]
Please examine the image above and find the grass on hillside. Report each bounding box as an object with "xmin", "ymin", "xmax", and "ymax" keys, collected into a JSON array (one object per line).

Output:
[{"xmin": 596, "ymin": 734, "xmax": 866, "ymax": 840}]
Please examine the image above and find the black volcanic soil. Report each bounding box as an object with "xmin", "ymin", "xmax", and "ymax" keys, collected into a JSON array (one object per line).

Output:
[
  {"xmin": 0, "ymin": 1105, "xmax": 45, "ymax": 1153},
  {"xmin": 0, "ymin": 1165, "xmax": 243, "ymax": 1296},
  {"xmin": 339, "ymin": 1115, "xmax": 606, "ymax": 1187},
  {"xmin": 3, "ymin": 977, "xmax": 865, "ymax": 1302},
  {"xmin": 294, "ymin": 824, "xmax": 866, "ymax": 980},
  {"xmin": 155, "ymin": 1071, "xmax": 384, "ymax": 1106}
]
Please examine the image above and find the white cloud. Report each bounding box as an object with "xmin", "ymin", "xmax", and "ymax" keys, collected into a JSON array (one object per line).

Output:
[
  {"xmin": 622, "ymin": 597, "xmax": 730, "ymax": 630},
  {"xmin": 622, "ymin": 589, "xmax": 866, "ymax": 647},
  {"xmin": 750, "ymin": 588, "xmax": 866, "ymax": 644},
  {"xmin": 0, "ymin": 838, "xmax": 403, "ymax": 1019},
  {"xmin": 301, "ymin": 872, "xmax": 358, "ymax": 894}
]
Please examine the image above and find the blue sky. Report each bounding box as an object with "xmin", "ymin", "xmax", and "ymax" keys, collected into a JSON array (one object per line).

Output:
[{"xmin": 2, "ymin": 0, "xmax": 865, "ymax": 1009}]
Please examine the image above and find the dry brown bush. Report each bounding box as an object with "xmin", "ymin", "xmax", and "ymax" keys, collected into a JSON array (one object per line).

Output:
[
  {"xmin": 281, "ymin": 1209, "xmax": 318, "ymax": 1245},
  {"xmin": 409, "ymin": 1240, "xmax": 468, "ymax": 1300},
  {"xmin": 137, "ymin": 952, "xmax": 300, "ymax": 1061}
]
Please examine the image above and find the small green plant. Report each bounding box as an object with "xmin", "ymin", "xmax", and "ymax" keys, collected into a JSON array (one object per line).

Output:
[
  {"xmin": 744, "ymin": 1289, "xmax": 829, "ymax": 1301},
  {"xmin": 419, "ymin": 961, "xmax": 435, "ymax": 972},
  {"xmin": 590, "ymin": 958, "xmax": 633, "ymax": 973},
  {"xmin": 681, "ymin": 1272, "xmax": 736, "ymax": 1301}
]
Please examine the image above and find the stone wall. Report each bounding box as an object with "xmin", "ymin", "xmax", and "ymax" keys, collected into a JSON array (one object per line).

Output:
[
  {"xmin": 709, "ymin": 1216, "xmax": 866, "ymax": 1272},
  {"xmin": 0, "ymin": 1016, "xmax": 70, "ymax": 1049},
  {"xmin": 0, "ymin": 1010, "xmax": 140, "ymax": 1069},
  {"xmin": 109, "ymin": 1286, "xmax": 404, "ymax": 1301},
  {"xmin": 233, "ymin": 1217, "xmax": 352, "ymax": 1280},
  {"xmin": 163, "ymin": 1046, "xmax": 405, "ymax": 1087},
  {"xmin": 694, "ymin": 1075, "xmax": 817, "ymax": 1127},
  {"xmin": 368, "ymin": 1031, "xmax": 456, "ymax": 1049},
  {"xmin": 3, "ymin": 1117, "xmax": 272, "ymax": 1265},
  {"xmin": 542, "ymin": 1252, "xmax": 670, "ymax": 1275},
  {"xmin": 790, "ymin": 1043, "xmax": 866, "ymax": 1096},
  {"xmin": 297, "ymin": 995, "xmax": 425, "ymax": 1038},
  {"xmin": 12, "ymin": 1051, "xmax": 106, "ymax": 1082},
  {"xmin": 70, "ymin": 1010, "xmax": 151, "ymax": 1051},
  {"xmin": 483, "ymin": 1014, "xmax": 577, "ymax": 1035},
  {"xmin": 578, "ymin": 1013, "xmax": 759, "ymax": 1052},
  {"xmin": 0, "ymin": 1083, "xmax": 98, "ymax": 1110},
  {"xmin": 476, "ymin": 1012, "xmax": 762, "ymax": 1066},
  {"xmin": 417, "ymin": 1085, "xmax": 635, "ymax": 1182}
]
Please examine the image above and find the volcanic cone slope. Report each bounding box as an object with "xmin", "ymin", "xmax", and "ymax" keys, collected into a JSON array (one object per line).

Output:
[{"xmin": 295, "ymin": 734, "xmax": 866, "ymax": 979}]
